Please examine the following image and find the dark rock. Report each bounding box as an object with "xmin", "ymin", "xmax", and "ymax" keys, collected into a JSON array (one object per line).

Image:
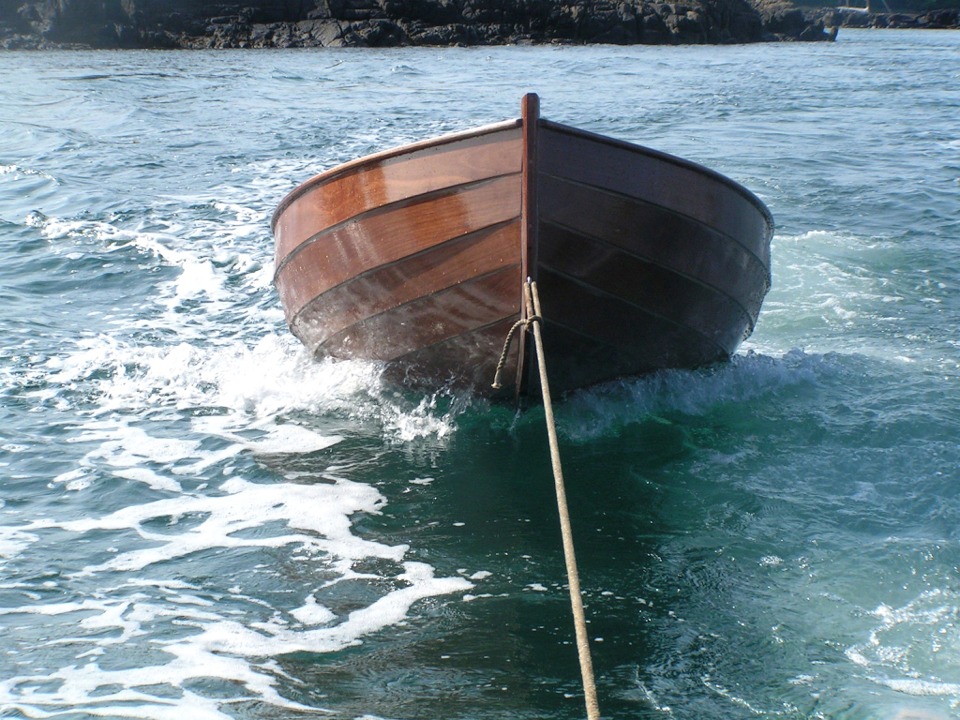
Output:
[
  {"xmin": 379, "ymin": 0, "xmax": 460, "ymax": 24},
  {"xmin": 407, "ymin": 21, "xmax": 479, "ymax": 45},
  {"xmin": 0, "ymin": 0, "xmax": 842, "ymax": 48},
  {"xmin": 825, "ymin": 6, "xmax": 959, "ymax": 30},
  {"xmin": 339, "ymin": 17, "xmax": 407, "ymax": 44},
  {"xmin": 919, "ymin": 8, "xmax": 959, "ymax": 27},
  {"xmin": 752, "ymin": 0, "xmax": 836, "ymax": 40}
]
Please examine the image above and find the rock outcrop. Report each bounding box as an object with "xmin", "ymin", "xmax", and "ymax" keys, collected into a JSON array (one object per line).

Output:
[
  {"xmin": 827, "ymin": 6, "xmax": 959, "ymax": 28},
  {"xmin": 0, "ymin": 0, "xmax": 838, "ymax": 48},
  {"xmin": 752, "ymin": 0, "xmax": 839, "ymax": 39}
]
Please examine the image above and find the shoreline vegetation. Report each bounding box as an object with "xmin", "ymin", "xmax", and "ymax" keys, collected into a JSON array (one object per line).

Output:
[{"xmin": 0, "ymin": 0, "xmax": 956, "ymax": 49}]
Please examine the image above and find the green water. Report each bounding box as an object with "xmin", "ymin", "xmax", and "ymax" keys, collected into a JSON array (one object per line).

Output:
[{"xmin": 1, "ymin": 30, "xmax": 959, "ymax": 719}]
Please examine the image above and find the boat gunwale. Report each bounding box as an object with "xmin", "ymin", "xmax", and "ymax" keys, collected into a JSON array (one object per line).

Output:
[
  {"xmin": 270, "ymin": 118, "xmax": 523, "ymax": 233},
  {"xmin": 271, "ymin": 113, "xmax": 774, "ymax": 244}
]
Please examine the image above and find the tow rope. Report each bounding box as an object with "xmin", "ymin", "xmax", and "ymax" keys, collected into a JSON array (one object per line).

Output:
[{"xmin": 494, "ymin": 279, "xmax": 601, "ymax": 720}]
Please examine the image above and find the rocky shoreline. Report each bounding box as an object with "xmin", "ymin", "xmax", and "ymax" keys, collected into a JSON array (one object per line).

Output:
[
  {"xmin": 0, "ymin": 0, "xmax": 845, "ymax": 49},
  {"xmin": 826, "ymin": 6, "xmax": 958, "ymax": 28}
]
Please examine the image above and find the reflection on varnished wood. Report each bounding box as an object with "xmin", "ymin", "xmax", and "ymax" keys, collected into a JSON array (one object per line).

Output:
[
  {"xmin": 291, "ymin": 222, "xmax": 521, "ymax": 351},
  {"xmin": 275, "ymin": 124, "xmax": 523, "ymax": 262},
  {"xmin": 277, "ymin": 174, "xmax": 521, "ymax": 317}
]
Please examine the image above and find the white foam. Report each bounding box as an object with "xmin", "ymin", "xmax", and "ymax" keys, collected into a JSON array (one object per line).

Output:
[
  {"xmin": 185, "ymin": 562, "xmax": 471, "ymax": 657},
  {"xmin": 846, "ymin": 588, "xmax": 960, "ymax": 707},
  {"xmin": 0, "ymin": 644, "xmax": 314, "ymax": 720},
  {"xmin": 0, "ymin": 564, "xmax": 467, "ymax": 682},
  {"xmin": 379, "ymin": 392, "xmax": 467, "ymax": 442},
  {"xmin": 74, "ymin": 421, "xmax": 198, "ymax": 492},
  {"xmin": 879, "ymin": 678, "xmax": 960, "ymax": 698},
  {"xmin": 26, "ymin": 475, "xmax": 403, "ymax": 576},
  {"xmin": 39, "ymin": 324, "xmax": 464, "ymax": 445},
  {"xmin": 289, "ymin": 594, "xmax": 336, "ymax": 626},
  {"xmin": 0, "ymin": 528, "xmax": 38, "ymax": 559},
  {"xmin": 0, "ymin": 469, "xmax": 472, "ymax": 717},
  {"xmin": 19, "ymin": 197, "xmax": 273, "ymax": 358},
  {"xmin": 50, "ymin": 467, "xmax": 94, "ymax": 492}
]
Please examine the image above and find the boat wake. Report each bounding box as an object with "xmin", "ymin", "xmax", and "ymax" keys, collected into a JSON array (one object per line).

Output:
[{"xmin": 0, "ymin": 327, "xmax": 475, "ymax": 718}]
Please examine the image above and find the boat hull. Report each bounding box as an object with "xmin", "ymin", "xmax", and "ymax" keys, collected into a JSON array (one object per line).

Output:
[{"xmin": 272, "ymin": 96, "xmax": 773, "ymax": 398}]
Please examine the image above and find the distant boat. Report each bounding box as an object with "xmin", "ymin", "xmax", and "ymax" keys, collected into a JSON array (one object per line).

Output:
[{"xmin": 272, "ymin": 94, "xmax": 773, "ymax": 399}]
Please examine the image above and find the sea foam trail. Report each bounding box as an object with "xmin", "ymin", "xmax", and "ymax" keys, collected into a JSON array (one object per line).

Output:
[
  {"xmin": 0, "ymin": 451, "xmax": 472, "ymax": 718},
  {"xmin": 0, "ymin": 210, "xmax": 473, "ymax": 717}
]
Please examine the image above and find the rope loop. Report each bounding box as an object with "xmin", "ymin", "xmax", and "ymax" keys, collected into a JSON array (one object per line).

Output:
[{"xmin": 490, "ymin": 314, "xmax": 542, "ymax": 389}]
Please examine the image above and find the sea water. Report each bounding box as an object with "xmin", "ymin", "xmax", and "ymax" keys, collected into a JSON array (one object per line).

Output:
[{"xmin": 1, "ymin": 29, "xmax": 959, "ymax": 719}]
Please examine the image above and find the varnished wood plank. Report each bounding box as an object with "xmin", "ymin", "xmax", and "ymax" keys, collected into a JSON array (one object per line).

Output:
[
  {"xmin": 276, "ymin": 174, "xmax": 522, "ymax": 319},
  {"xmin": 289, "ymin": 221, "xmax": 521, "ymax": 350},
  {"xmin": 387, "ymin": 317, "xmax": 523, "ymax": 395},
  {"xmin": 538, "ymin": 174, "xmax": 769, "ymax": 323},
  {"xmin": 274, "ymin": 126, "xmax": 523, "ymax": 263},
  {"xmin": 317, "ymin": 266, "xmax": 521, "ymax": 362},
  {"xmin": 537, "ymin": 223, "xmax": 752, "ymax": 352},
  {"xmin": 533, "ymin": 319, "xmax": 721, "ymax": 393},
  {"xmin": 536, "ymin": 267, "xmax": 729, "ymax": 374}
]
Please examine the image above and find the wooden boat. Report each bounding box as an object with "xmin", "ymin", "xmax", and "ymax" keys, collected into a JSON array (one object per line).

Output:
[{"xmin": 272, "ymin": 94, "xmax": 773, "ymax": 399}]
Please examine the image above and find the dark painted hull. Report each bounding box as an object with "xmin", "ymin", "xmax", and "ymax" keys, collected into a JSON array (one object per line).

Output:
[{"xmin": 272, "ymin": 95, "xmax": 773, "ymax": 398}]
